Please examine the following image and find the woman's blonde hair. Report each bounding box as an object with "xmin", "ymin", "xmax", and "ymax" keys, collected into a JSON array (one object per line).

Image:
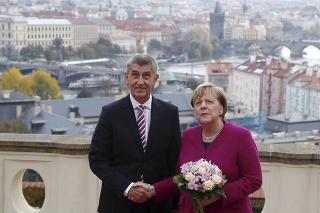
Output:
[{"xmin": 190, "ymin": 83, "xmax": 228, "ymax": 120}]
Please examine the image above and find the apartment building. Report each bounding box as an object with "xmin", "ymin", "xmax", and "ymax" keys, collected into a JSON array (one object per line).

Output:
[
  {"xmin": 233, "ymin": 56, "xmax": 263, "ymax": 114},
  {"xmin": 27, "ymin": 18, "xmax": 73, "ymax": 48},
  {"xmin": 89, "ymin": 18, "xmax": 115, "ymax": 36},
  {"xmin": 0, "ymin": 15, "xmax": 73, "ymax": 56},
  {"xmin": 0, "ymin": 14, "xmax": 101, "ymax": 57},
  {"xmin": 260, "ymin": 59, "xmax": 301, "ymax": 116},
  {"xmin": 0, "ymin": 15, "xmax": 28, "ymax": 57},
  {"xmin": 205, "ymin": 60, "xmax": 233, "ymax": 98},
  {"xmin": 68, "ymin": 19, "xmax": 99, "ymax": 48},
  {"xmin": 233, "ymin": 56, "xmax": 314, "ymax": 117},
  {"xmin": 286, "ymin": 65, "xmax": 320, "ymax": 118}
]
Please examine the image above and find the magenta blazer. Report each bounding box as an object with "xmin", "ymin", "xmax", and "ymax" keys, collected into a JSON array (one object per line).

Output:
[{"xmin": 153, "ymin": 122, "xmax": 262, "ymax": 213}]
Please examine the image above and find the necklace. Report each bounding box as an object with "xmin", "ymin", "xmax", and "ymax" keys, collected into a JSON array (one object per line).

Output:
[{"xmin": 202, "ymin": 130, "xmax": 222, "ymax": 140}]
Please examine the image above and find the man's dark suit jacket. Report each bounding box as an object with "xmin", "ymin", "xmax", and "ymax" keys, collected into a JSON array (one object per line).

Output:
[{"xmin": 89, "ymin": 95, "xmax": 181, "ymax": 213}]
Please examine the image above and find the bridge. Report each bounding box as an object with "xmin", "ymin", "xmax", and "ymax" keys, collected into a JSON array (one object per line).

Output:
[
  {"xmin": 0, "ymin": 133, "xmax": 319, "ymax": 212},
  {"xmin": 0, "ymin": 60, "xmax": 124, "ymax": 85},
  {"xmin": 221, "ymin": 39, "xmax": 320, "ymax": 57},
  {"xmin": 0, "ymin": 60, "xmax": 204, "ymax": 89}
]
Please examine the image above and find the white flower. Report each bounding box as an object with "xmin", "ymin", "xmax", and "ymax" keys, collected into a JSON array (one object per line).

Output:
[
  {"xmin": 212, "ymin": 174, "xmax": 222, "ymax": 184},
  {"xmin": 198, "ymin": 167, "xmax": 206, "ymax": 175},
  {"xmin": 203, "ymin": 180, "xmax": 214, "ymax": 191},
  {"xmin": 184, "ymin": 172, "xmax": 195, "ymax": 182},
  {"xmin": 214, "ymin": 166, "xmax": 221, "ymax": 174},
  {"xmin": 200, "ymin": 161, "xmax": 208, "ymax": 167}
]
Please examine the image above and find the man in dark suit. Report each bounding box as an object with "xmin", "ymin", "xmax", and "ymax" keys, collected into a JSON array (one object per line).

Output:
[{"xmin": 89, "ymin": 54, "xmax": 181, "ymax": 213}]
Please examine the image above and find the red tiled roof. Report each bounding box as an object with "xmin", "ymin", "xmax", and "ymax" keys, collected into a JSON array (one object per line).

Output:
[
  {"xmin": 289, "ymin": 70, "xmax": 320, "ymax": 90},
  {"xmin": 102, "ymin": 34, "xmax": 136, "ymax": 41},
  {"xmin": 207, "ymin": 61, "xmax": 233, "ymax": 76}
]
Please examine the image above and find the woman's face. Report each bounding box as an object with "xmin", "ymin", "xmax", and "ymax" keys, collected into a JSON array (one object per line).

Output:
[{"xmin": 193, "ymin": 91, "xmax": 223, "ymax": 125}]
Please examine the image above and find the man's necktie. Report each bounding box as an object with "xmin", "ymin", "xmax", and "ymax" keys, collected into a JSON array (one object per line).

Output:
[{"xmin": 137, "ymin": 105, "xmax": 146, "ymax": 151}]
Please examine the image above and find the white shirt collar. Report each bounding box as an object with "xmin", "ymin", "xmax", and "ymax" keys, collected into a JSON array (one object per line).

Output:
[{"xmin": 130, "ymin": 93, "xmax": 152, "ymax": 110}]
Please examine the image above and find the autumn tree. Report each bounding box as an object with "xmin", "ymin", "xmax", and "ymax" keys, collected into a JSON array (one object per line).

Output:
[
  {"xmin": 185, "ymin": 26, "xmax": 214, "ymax": 61},
  {"xmin": 1, "ymin": 68, "xmax": 62, "ymax": 100},
  {"xmin": 30, "ymin": 70, "xmax": 62, "ymax": 100},
  {"xmin": 0, "ymin": 67, "xmax": 21, "ymax": 90},
  {"xmin": 18, "ymin": 76, "xmax": 34, "ymax": 96}
]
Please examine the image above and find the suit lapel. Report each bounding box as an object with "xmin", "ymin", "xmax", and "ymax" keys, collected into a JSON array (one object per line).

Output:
[{"xmin": 121, "ymin": 95, "xmax": 144, "ymax": 152}]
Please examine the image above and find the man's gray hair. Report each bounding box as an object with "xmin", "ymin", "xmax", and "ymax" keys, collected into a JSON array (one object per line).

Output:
[{"xmin": 126, "ymin": 54, "xmax": 159, "ymax": 74}]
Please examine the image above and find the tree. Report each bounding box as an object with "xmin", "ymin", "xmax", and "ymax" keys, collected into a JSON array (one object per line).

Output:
[
  {"xmin": 31, "ymin": 70, "xmax": 62, "ymax": 100},
  {"xmin": 97, "ymin": 38, "xmax": 112, "ymax": 47},
  {"xmin": 113, "ymin": 44, "xmax": 122, "ymax": 55},
  {"xmin": 137, "ymin": 46, "xmax": 145, "ymax": 54},
  {"xmin": 187, "ymin": 78, "xmax": 200, "ymax": 90},
  {"xmin": 185, "ymin": 26, "xmax": 213, "ymax": 60},
  {"xmin": 147, "ymin": 39, "xmax": 162, "ymax": 53},
  {"xmin": 77, "ymin": 46, "xmax": 96, "ymax": 59},
  {"xmin": 201, "ymin": 41, "xmax": 214, "ymax": 60},
  {"xmin": 18, "ymin": 76, "xmax": 34, "ymax": 96},
  {"xmin": 0, "ymin": 118, "xmax": 32, "ymax": 133},
  {"xmin": 1, "ymin": 68, "xmax": 62, "ymax": 99},
  {"xmin": 0, "ymin": 67, "xmax": 21, "ymax": 90},
  {"xmin": 20, "ymin": 45, "xmax": 45, "ymax": 60},
  {"xmin": 77, "ymin": 88, "xmax": 92, "ymax": 98},
  {"xmin": 44, "ymin": 48, "xmax": 57, "ymax": 62},
  {"xmin": 210, "ymin": 35, "xmax": 222, "ymax": 55},
  {"xmin": 53, "ymin": 38, "xmax": 63, "ymax": 51}
]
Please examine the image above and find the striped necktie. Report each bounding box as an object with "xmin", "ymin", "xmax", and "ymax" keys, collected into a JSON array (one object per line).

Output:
[{"xmin": 137, "ymin": 105, "xmax": 146, "ymax": 151}]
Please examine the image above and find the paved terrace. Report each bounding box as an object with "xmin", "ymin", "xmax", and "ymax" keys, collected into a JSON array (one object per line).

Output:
[{"xmin": 0, "ymin": 133, "xmax": 319, "ymax": 213}]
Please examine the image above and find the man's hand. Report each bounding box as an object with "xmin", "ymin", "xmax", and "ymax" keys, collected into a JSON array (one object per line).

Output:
[
  {"xmin": 127, "ymin": 182, "xmax": 153, "ymax": 203},
  {"xmin": 132, "ymin": 182, "xmax": 156, "ymax": 196}
]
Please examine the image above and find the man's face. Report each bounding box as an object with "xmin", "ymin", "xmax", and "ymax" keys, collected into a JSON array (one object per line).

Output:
[{"xmin": 125, "ymin": 63, "xmax": 159, "ymax": 104}]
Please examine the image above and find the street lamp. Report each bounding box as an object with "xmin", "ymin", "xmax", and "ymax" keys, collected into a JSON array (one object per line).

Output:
[{"xmin": 189, "ymin": 59, "xmax": 197, "ymax": 79}]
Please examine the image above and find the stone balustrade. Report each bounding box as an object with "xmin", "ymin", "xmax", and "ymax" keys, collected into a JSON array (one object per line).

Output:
[{"xmin": 0, "ymin": 133, "xmax": 319, "ymax": 213}]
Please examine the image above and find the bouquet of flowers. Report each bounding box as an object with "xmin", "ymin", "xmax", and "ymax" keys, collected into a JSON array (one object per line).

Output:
[{"xmin": 173, "ymin": 158, "xmax": 227, "ymax": 213}]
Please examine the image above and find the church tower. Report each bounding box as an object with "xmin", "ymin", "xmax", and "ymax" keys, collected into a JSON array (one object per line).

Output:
[
  {"xmin": 238, "ymin": 0, "xmax": 250, "ymax": 26},
  {"xmin": 209, "ymin": 1, "xmax": 225, "ymax": 39}
]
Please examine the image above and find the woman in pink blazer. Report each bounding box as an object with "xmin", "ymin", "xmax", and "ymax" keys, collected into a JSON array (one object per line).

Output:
[{"xmin": 149, "ymin": 83, "xmax": 262, "ymax": 212}]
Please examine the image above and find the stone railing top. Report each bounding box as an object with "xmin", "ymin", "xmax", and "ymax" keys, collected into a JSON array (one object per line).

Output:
[
  {"xmin": 0, "ymin": 133, "xmax": 92, "ymax": 155},
  {"xmin": 0, "ymin": 133, "xmax": 319, "ymax": 164},
  {"xmin": 257, "ymin": 142, "xmax": 320, "ymax": 165}
]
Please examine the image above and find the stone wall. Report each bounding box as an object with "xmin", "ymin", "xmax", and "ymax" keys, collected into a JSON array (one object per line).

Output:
[{"xmin": 0, "ymin": 133, "xmax": 319, "ymax": 213}]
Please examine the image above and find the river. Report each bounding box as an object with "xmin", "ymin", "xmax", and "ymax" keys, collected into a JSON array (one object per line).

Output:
[{"xmin": 61, "ymin": 46, "xmax": 320, "ymax": 99}]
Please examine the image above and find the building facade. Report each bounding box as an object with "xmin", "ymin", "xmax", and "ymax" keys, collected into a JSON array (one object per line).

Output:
[
  {"xmin": 286, "ymin": 66, "xmax": 320, "ymax": 118},
  {"xmin": 0, "ymin": 15, "xmax": 100, "ymax": 57},
  {"xmin": 205, "ymin": 60, "xmax": 233, "ymax": 98},
  {"xmin": 68, "ymin": 19, "xmax": 99, "ymax": 48}
]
